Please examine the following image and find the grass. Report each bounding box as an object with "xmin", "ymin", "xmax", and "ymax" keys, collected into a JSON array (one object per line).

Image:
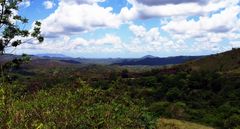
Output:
[{"xmin": 156, "ymin": 118, "xmax": 215, "ymax": 129}]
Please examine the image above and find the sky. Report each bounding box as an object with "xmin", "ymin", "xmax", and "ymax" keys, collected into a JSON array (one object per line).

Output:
[{"xmin": 14, "ymin": 0, "xmax": 240, "ymax": 58}]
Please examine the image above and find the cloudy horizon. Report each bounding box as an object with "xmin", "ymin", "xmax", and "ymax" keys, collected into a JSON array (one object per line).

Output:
[{"xmin": 14, "ymin": 0, "xmax": 240, "ymax": 58}]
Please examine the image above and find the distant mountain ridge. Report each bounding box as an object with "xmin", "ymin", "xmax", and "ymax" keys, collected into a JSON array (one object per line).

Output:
[
  {"xmin": 36, "ymin": 53, "xmax": 70, "ymax": 58},
  {"xmin": 1, "ymin": 53, "xmax": 204, "ymax": 66},
  {"xmin": 114, "ymin": 56, "xmax": 203, "ymax": 66},
  {"xmin": 141, "ymin": 55, "xmax": 157, "ymax": 59}
]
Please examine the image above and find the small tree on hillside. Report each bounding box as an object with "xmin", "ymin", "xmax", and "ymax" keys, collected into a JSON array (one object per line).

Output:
[{"xmin": 0, "ymin": 0, "xmax": 43, "ymax": 82}]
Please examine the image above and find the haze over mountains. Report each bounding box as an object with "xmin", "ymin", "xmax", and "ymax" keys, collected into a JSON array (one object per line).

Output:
[
  {"xmin": 31, "ymin": 53, "xmax": 203, "ymax": 66},
  {"xmin": 36, "ymin": 54, "xmax": 70, "ymax": 58}
]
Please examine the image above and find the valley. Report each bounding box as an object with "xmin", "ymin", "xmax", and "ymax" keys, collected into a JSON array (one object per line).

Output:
[{"xmin": 1, "ymin": 48, "xmax": 240, "ymax": 128}]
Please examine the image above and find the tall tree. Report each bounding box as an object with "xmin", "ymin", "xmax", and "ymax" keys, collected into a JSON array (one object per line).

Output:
[{"xmin": 0, "ymin": 0, "xmax": 43, "ymax": 83}]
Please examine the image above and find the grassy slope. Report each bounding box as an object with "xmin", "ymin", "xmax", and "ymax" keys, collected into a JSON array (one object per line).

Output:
[
  {"xmin": 185, "ymin": 48, "xmax": 240, "ymax": 72},
  {"xmin": 156, "ymin": 118, "xmax": 215, "ymax": 129}
]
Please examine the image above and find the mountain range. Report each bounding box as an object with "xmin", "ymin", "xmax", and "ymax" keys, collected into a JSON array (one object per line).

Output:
[
  {"xmin": 113, "ymin": 56, "xmax": 203, "ymax": 66},
  {"xmin": 31, "ymin": 54, "xmax": 204, "ymax": 66},
  {"xmin": 1, "ymin": 48, "xmax": 240, "ymax": 67}
]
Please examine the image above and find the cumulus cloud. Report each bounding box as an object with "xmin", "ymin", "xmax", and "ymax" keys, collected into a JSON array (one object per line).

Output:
[
  {"xmin": 62, "ymin": 0, "xmax": 106, "ymax": 5},
  {"xmin": 162, "ymin": 6, "xmax": 240, "ymax": 34},
  {"xmin": 20, "ymin": 22, "xmax": 238, "ymax": 56},
  {"xmin": 19, "ymin": 0, "xmax": 30, "ymax": 8},
  {"xmin": 136, "ymin": 0, "xmax": 208, "ymax": 6},
  {"xmin": 43, "ymin": 0, "xmax": 55, "ymax": 9},
  {"xmin": 19, "ymin": 34, "xmax": 124, "ymax": 53},
  {"xmin": 41, "ymin": 0, "xmax": 121, "ymax": 37},
  {"xmin": 161, "ymin": 4, "xmax": 240, "ymax": 45},
  {"xmin": 127, "ymin": 24, "xmax": 187, "ymax": 53},
  {"xmin": 120, "ymin": 0, "xmax": 239, "ymax": 20},
  {"xmin": 230, "ymin": 41, "xmax": 240, "ymax": 48}
]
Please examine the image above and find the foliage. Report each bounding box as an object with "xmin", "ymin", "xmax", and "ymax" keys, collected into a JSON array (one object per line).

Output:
[
  {"xmin": 224, "ymin": 114, "xmax": 240, "ymax": 129},
  {"xmin": 0, "ymin": 79, "xmax": 152, "ymax": 128}
]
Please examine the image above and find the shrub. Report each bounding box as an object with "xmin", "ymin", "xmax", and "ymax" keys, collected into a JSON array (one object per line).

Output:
[
  {"xmin": 166, "ymin": 87, "xmax": 182, "ymax": 102},
  {"xmin": 0, "ymin": 81, "xmax": 153, "ymax": 128},
  {"xmin": 224, "ymin": 114, "xmax": 240, "ymax": 129}
]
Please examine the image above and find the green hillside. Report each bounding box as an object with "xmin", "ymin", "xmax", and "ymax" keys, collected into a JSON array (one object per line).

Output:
[{"xmin": 185, "ymin": 48, "xmax": 240, "ymax": 72}]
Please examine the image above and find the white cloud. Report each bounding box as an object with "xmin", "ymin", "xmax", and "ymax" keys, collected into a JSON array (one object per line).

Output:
[
  {"xmin": 229, "ymin": 41, "xmax": 240, "ymax": 48},
  {"xmin": 160, "ymin": 4, "xmax": 240, "ymax": 49},
  {"xmin": 41, "ymin": 0, "xmax": 122, "ymax": 37},
  {"xmin": 126, "ymin": 24, "xmax": 187, "ymax": 53},
  {"xmin": 129, "ymin": 24, "xmax": 146, "ymax": 37},
  {"xmin": 19, "ymin": 0, "xmax": 30, "ymax": 8},
  {"xmin": 19, "ymin": 22, "xmax": 238, "ymax": 56},
  {"xmin": 120, "ymin": 0, "xmax": 239, "ymax": 20},
  {"xmin": 43, "ymin": 0, "xmax": 55, "ymax": 9},
  {"xmin": 162, "ymin": 6, "xmax": 240, "ymax": 35},
  {"xmin": 135, "ymin": 0, "xmax": 208, "ymax": 6},
  {"xmin": 19, "ymin": 34, "xmax": 124, "ymax": 54},
  {"xmin": 62, "ymin": 0, "xmax": 106, "ymax": 5}
]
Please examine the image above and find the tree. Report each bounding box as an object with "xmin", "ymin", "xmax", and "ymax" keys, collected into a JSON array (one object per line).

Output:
[
  {"xmin": 121, "ymin": 69, "xmax": 129, "ymax": 78},
  {"xmin": 0, "ymin": 0, "xmax": 43, "ymax": 55},
  {"xmin": 0, "ymin": 0, "xmax": 43, "ymax": 83}
]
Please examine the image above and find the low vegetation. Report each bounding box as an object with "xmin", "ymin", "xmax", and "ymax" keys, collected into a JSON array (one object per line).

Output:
[
  {"xmin": 156, "ymin": 118, "xmax": 215, "ymax": 129},
  {"xmin": 0, "ymin": 80, "xmax": 150, "ymax": 128}
]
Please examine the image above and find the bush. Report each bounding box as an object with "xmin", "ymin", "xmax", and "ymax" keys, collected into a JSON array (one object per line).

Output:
[
  {"xmin": 148, "ymin": 101, "xmax": 171, "ymax": 117},
  {"xmin": 168, "ymin": 102, "xmax": 187, "ymax": 119},
  {"xmin": 224, "ymin": 114, "xmax": 240, "ymax": 129},
  {"xmin": 166, "ymin": 87, "xmax": 182, "ymax": 102}
]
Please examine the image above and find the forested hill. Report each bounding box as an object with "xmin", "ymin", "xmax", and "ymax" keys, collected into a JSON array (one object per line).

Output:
[
  {"xmin": 185, "ymin": 48, "xmax": 240, "ymax": 72},
  {"xmin": 114, "ymin": 56, "xmax": 203, "ymax": 66}
]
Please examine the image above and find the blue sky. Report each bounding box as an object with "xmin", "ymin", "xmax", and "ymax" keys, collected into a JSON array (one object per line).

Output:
[{"xmin": 15, "ymin": 0, "xmax": 240, "ymax": 58}]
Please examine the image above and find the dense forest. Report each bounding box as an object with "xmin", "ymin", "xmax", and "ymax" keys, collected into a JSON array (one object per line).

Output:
[{"xmin": 0, "ymin": 48, "xmax": 240, "ymax": 128}]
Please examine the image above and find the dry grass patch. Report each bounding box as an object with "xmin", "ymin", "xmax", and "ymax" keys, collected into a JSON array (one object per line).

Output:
[{"xmin": 156, "ymin": 118, "xmax": 215, "ymax": 129}]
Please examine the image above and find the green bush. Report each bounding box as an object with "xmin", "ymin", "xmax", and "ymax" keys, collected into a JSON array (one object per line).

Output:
[
  {"xmin": 148, "ymin": 101, "xmax": 171, "ymax": 117},
  {"xmin": 224, "ymin": 114, "xmax": 240, "ymax": 129},
  {"xmin": 166, "ymin": 87, "xmax": 182, "ymax": 102}
]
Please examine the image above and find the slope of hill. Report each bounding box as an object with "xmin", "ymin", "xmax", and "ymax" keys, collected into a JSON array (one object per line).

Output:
[
  {"xmin": 185, "ymin": 48, "xmax": 240, "ymax": 72},
  {"xmin": 0, "ymin": 54, "xmax": 20, "ymax": 64},
  {"xmin": 114, "ymin": 56, "xmax": 203, "ymax": 66},
  {"xmin": 156, "ymin": 118, "xmax": 214, "ymax": 129},
  {"xmin": 0, "ymin": 55, "xmax": 81, "ymax": 68}
]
